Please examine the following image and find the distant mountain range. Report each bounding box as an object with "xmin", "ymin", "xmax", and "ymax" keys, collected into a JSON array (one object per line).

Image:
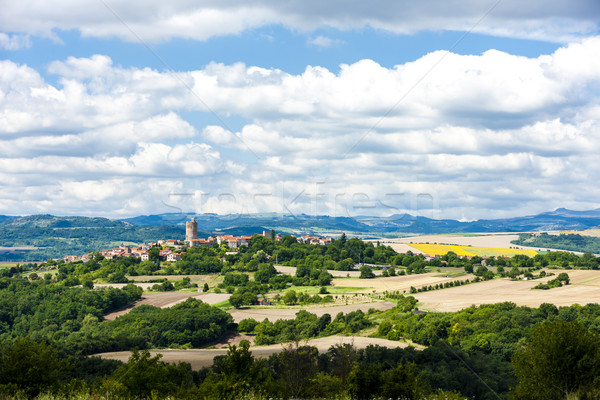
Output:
[
  {"xmin": 1, "ymin": 209, "xmax": 600, "ymax": 261},
  {"xmin": 119, "ymin": 208, "xmax": 600, "ymax": 235}
]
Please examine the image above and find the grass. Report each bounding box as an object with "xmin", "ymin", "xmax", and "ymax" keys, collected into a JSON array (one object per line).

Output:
[
  {"xmin": 213, "ymin": 300, "xmax": 233, "ymax": 309},
  {"xmin": 434, "ymin": 272, "xmax": 467, "ymax": 278},
  {"xmin": 433, "ymin": 267, "xmax": 468, "ymax": 274},
  {"xmin": 275, "ymin": 286, "xmax": 367, "ymax": 295}
]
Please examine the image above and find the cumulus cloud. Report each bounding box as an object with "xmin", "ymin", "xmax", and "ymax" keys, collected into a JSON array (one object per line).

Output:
[
  {"xmin": 1, "ymin": 36, "xmax": 600, "ymax": 218},
  {"xmin": 1, "ymin": 0, "xmax": 599, "ymax": 43}
]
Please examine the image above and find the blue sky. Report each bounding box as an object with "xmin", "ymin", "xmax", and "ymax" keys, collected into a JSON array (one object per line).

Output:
[{"xmin": 1, "ymin": 0, "xmax": 600, "ymax": 220}]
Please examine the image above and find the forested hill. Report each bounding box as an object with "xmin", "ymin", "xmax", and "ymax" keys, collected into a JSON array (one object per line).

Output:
[
  {"xmin": 122, "ymin": 208, "xmax": 600, "ymax": 234},
  {"xmin": 0, "ymin": 215, "xmax": 191, "ymax": 261},
  {"xmin": 513, "ymin": 232, "xmax": 600, "ymax": 254},
  {"xmin": 2, "ymin": 208, "xmax": 600, "ymax": 261}
]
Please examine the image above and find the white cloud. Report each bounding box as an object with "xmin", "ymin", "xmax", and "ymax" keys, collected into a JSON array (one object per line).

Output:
[
  {"xmin": 307, "ymin": 35, "xmax": 344, "ymax": 48},
  {"xmin": 1, "ymin": 0, "xmax": 598, "ymax": 43},
  {"xmin": 0, "ymin": 33, "xmax": 31, "ymax": 50},
  {"xmin": 2, "ymin": 37, "xmax": 600, "ymax": 218}
]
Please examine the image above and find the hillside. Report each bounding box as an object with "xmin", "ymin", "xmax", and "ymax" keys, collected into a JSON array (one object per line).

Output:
[
  {"xmin": 0, "ymin": 215, "xmax": 191, "ymax": 261},
  {"xmin": 121, "ymin": 208, "xmax": 600, "ymax": 234},
  {"xmin": 2, "ymin": 208, "xmax": 600, "ymax": 261},
  {"xmin": 512, "ymin": 232, "xmax": 600, "ymax": 254}
]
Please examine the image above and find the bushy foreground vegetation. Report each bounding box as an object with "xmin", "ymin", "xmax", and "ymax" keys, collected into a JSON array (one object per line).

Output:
[
  {"xmin": 3, "ymin": 316, "xmax": 599, "ymax": 400},
  {"xmin": 0, "ymin": 277, "xmax": 234, "ymax": 355},
  {"xmin": 5, "ymin": 234, "xmax": 600, "ymax": 398}
]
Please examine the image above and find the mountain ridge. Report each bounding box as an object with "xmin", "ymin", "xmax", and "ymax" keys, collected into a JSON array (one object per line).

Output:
[
  {"xmin": 1, "ymin": 209, "xmax": 600, "ymax": 261},
  {"xmin": 118, "ymin": 208, "xmax": 600, "ymax": 234}
]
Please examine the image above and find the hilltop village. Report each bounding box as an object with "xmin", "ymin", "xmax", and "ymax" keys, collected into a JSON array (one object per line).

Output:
[{"xmin": 60, "ymin": 218, "xmax": 333, "ymax": 264}]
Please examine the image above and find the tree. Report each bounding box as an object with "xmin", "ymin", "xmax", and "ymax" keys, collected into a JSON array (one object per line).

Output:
[
  {"xmin": 238, "ymin": 318, "xmax": 259, "ymax": 332},
  {"xmin": 275, "ymin": 344, "xmax": 319, "ymax": 398},
  {"xmin": 229, "ymin": 291, "xmax": 257, "ymax": 309},
  {"xmin": 0, "ymin": 338, "xmax": 70, "ymax": 397},
  {"xmin": 103, "ymin": 349, "xmax": 193, "ymax": 398},
  {"xmin": 318, "ymin": 271, "xmax": 333, "ymax": 286},
  {"xmin": 254, "ymin": 263, "xmax": 277, "ymax": 283},
  {"xmin": 148, "ymin": 247, "xmax": 161, "ymax": 265},
  {"xmin": 359, "ymin": 265, "xmax": 375, "ymax": 279},
  {"xmin": 557, "ymin": 272, "xmax": 570, "ymax": 284},
  {"xmin": 283, "ymin": 290, "xmax": 298, "ymax": 305},
  {"xmin": 513, "ymin": 320, "xmax": 600, "ymax": 400},
  {"xmin": 340, "ymin": 233, "xmax": 347, "ymax": 245}
]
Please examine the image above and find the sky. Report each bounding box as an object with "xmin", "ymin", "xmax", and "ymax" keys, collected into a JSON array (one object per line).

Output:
[{"xmin": 1, "ymin": 0, "xmax": 600, "ymax": 221}]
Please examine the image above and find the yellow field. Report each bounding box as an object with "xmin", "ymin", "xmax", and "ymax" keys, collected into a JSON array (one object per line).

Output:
[{"xmin": 408, "ymin": 243, "xmax": 537, "ymax": 258}]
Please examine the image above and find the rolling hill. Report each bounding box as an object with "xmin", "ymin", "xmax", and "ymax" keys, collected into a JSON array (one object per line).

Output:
[{"xmin": 1, "ymin": 208, "xmax": 600, "ymax": 261}]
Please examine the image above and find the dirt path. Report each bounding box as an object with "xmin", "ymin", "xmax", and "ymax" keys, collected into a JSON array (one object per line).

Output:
[
  {"xmin": 104, "ymin": 292, "xmax": 231, "ymax": 320},
  {"xmin": 95, "ymin": 336, "xmax": 412, "ymax": 369},
  {"xmin": 227, "ymin": 301, "xmax": 395, "ymax": 323}
]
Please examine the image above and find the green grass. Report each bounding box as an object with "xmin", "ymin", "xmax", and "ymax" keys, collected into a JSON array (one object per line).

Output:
[
  {"xmin": 212, "ymin": 300, "xmax": 233, "ymax": 309},
  {"xmin": 433, "ymin": 271, "xmax": 467, "ymax": 278},
  {"xmin": 276, "ymin": 286, "xmax": 366, "ymax": 295}
]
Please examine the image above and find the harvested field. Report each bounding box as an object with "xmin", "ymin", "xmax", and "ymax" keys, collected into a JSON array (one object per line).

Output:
[
  {"xmin": 228, "ymin": 301, "xmax": 395, "ymax": 323},
  {"xmin": 381, "ymin": 233, "xmax": 554, "ymax": 255},
  {"xmin": 331, "ymin": 272, "xmax": 474, "ymax": 293},
  {"xmin": 104, "ymin": 292, "xmax": 231, "ymax": 320},
  {"xmin": 275, "ymin": 265, "xmax": 382, "ymax": 278},
  {"xmin": 414, "ymin": 269, "xmax": 600, "ymax": 312},
  {"xmin": 95, "ymin": 336, "xmax": 411, "ymax": 369},
  {"xmin": 551, "ymin": 229, "xmax": 600, "ymax": 238}
]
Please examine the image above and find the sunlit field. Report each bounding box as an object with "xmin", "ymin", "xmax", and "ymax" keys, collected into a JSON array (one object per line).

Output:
[{"xmin": 409, "ymin": 243, "xmax": 538, "ymax": 258}]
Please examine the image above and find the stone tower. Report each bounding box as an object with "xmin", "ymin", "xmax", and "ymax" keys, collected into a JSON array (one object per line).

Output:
[{"xmin": 186, "ymin": 218, "xmax": 198, "ymax": 242}]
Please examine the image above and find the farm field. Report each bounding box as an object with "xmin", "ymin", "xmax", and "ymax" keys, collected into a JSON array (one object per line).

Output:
[
  {"xmin": 408, "ymin": 243, "xmax": 537, "ymax": 257},
  {"xmin": 96, "ymin": 336, "xmax": 410, "ymax": 369},
  {"xmin": 381, "ymin": 233, "xmax": 554, "ymax": 255},
  {"xmin": 228, "ymin": 301, "xmax": 395, "ymax": 323},
  {"xmin": 414, "ymin": 269, "xmax": 600, "ymax": 312},
  {"xmin": 330, "ymin": 271, "xmax": 474, "ymax": 293},
  {"xmin": 556, "ymin": 229, "xmax": 600, "ymax": 237},
  {"xmin": 103, "ymin": 292, "xmax": 231, "ymax": 320}
]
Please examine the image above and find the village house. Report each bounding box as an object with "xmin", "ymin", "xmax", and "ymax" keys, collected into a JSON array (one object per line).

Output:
[
  {"xmin": 62, "ymin": 219, "xmax": 333, "ymax": 264},
  {"xmin": 167, "ymin": 253, "xmax": 181, "ymax": 262}
]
